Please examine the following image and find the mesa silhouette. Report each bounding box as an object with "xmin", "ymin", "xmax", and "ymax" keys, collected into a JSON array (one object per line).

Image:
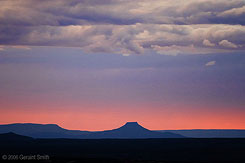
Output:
[{"xmin": 0, "ymin": 122, "xmax": 184, "ymax": 139}]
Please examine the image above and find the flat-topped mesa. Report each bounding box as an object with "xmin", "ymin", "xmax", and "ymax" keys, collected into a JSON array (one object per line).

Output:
[
  {"xmin": 119, "ymin": 122, "xmax": 149, "ymax": 131},
  {"xmin": 124, "ymin": 122, "xmax": 139, "ymax": 126}
]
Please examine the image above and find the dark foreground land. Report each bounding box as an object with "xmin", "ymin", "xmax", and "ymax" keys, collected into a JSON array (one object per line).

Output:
[{"xmin": 1, "ymin": 137, "xmax": 245, "ymax": 163}]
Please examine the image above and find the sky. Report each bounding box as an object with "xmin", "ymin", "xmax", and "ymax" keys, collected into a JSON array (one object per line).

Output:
[{"xmin": 0, "ymin": 0, "xmax": 245, "ymax": 130}]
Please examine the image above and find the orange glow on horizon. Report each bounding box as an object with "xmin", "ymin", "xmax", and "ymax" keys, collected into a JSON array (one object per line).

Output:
[{"xmin": 0, "ymin": 107, "xmax": 244, "ymax": 131}]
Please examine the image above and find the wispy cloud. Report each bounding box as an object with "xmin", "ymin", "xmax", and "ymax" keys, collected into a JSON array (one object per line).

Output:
[{"xmin": 205, "ymin": 61, "xmax": 216, "ymax": 66}]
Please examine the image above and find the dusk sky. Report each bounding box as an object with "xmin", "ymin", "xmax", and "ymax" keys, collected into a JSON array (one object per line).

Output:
[{"xmin": 0, "ymin": 0, "xmax": 245, "ymax": 130}]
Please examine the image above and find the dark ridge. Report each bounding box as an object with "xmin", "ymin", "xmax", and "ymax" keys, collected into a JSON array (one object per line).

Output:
[
  {"xmin": 0, "ymin": 122, "xmax": 184, "ymax": 139},
  {"xmin": 0, "ymin": 132, "xmax": 33, "ymax": 141},
  {"xmin": 156, "ymin": 129, "xmax": 245, "ymax": 138}
]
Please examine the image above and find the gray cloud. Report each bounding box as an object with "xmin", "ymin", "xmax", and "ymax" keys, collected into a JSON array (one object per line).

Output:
[
  {"xmin": 1, "ymin": 24, "xmax": 245, "ymax": 55},
  {"xmin": 0, "ymin": 0, "xmax": 245, "ymax": 55},
  {"xmin": 1, "ymin": 0, "xmax": 245, "ymax": 26},
  {"xmin": 203, "ymin": 39, "xmax": 215, "ymax": 47}
]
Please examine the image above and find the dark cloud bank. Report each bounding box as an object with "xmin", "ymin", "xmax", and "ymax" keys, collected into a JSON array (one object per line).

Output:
[{"xmin": 0, "ymin": 0, "xmax": 245, "ymax": 55}]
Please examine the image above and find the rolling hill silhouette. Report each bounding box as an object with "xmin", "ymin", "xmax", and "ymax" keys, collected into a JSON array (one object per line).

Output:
[
  {"xmin": 0, "ymin": 132, "xmax": 33, "ymax": 142},
  {"xmin": 0, "ymin": 122, "xmax": 184, "ymax": 138}
]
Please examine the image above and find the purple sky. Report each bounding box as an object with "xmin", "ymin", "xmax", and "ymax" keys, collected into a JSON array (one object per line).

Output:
[{"xmin": 0, "ymin": 0, "xmax": 245, "ymax": 130}]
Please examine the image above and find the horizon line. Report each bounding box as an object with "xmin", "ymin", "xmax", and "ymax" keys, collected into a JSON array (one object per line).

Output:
[{"xmin": 1, "ymin": 122, "xmax": 245, "ymax": 131}]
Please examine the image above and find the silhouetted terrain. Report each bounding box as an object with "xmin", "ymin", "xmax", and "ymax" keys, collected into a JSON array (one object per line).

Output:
[
  {"xmin": 157, "ymin": 129, "xmax": 245, "ymax": 138},
  {"xmin": 1, "ymin": 123, "xmax": 245, "ymax": 162},
  {"xmin": 0, "ymin": 122, "xmax": 184, "ymax": 138},
  {"xmin": 0, "ymin": 123, "xmax": 90, "ymax": 138},
  {"xmin": 1, "ymin": 123, "xmax": 245, "ymax": 139},
  {"xmin": 89, "ymin": 122, "xmax": 184, "ymax": 138},
  {"xmin": 0, "ymin": 132, "xmax": 245, "ymax": 163},
  {"xmin": 0, "ymin": 132, "xmax": 33, "ymax": 142}
]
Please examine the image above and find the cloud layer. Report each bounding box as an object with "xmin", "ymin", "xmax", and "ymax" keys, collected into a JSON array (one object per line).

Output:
[{"xmin": 1, "ymin": 0, "xmax": 245, "ymax": 55}]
